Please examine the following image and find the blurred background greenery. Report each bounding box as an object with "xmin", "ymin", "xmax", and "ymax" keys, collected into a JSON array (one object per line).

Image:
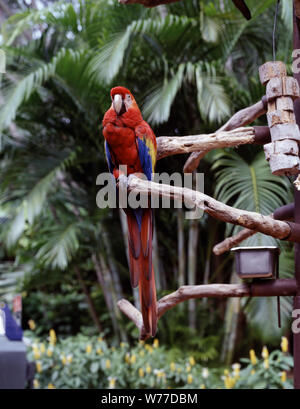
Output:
[{"xmin": 0, "ymin": 0, "xmax": 296, "ymax": 377}]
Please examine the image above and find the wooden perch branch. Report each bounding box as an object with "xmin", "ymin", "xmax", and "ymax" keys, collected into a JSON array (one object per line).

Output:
[
  {"xmin": 183, "ymin": 98, "xmax": 268, "ymax": 173},
  {"xmin": 156, "ymin": 127, "xmax": 255, "ymax": 160},
  {"xmin": 118, "ymin": 279, "xmax": 296, "ymax": 339},
  {"xmin": 213, "ymin": 203, "xmax": 295, "ymax": 255},
  {"xmin": 127, "ymin": 175, "xmax": 292, "ymax": 241},
  {"xmin": 213, "ymin": 227, "xmax": 260, "ymax": 255}
]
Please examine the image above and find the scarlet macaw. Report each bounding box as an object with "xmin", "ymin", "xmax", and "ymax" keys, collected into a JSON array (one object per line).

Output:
[{"xmin": 102, "ymin": 86, "xmax": 157, "ymax": 337}]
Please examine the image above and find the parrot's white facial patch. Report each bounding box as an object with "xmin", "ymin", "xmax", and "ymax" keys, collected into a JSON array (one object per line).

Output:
[{"xmin": 124, "ymin": 93, "xmax": 133, "ymax": 111}]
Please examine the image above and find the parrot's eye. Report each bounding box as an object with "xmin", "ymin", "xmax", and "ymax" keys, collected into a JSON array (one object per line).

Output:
[{"xmin": 126, "ymin": 94, "xmax": 131, "ymax": 100}]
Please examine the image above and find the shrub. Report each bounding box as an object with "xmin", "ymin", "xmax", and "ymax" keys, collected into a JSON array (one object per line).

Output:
[{"xmin": 25, "ymin": 330, "xmax": 294, "ymax": 389}]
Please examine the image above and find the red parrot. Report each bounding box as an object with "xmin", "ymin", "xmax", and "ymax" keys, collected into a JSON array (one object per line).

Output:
[{"xmin": 102, "ymin": 86, "xmax": 157, "ymax": 337}]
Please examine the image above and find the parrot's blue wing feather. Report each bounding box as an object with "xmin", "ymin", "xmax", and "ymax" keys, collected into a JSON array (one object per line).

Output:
[
  {"xmin": 135, "ymin": 124, "xmax": 156, "ymax": 181},
  {"xmin": 137, "ymin": 138, "xmax": 153, "ymax": 181},
  {"xmin": 105, "ymin": 141, "xmax": 115, "ymax": 174}
]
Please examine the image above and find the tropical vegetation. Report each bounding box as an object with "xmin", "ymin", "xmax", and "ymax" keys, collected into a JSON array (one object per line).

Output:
[{"xmin": 0, "ymin": 0, "xmax": 297, "ymax": 387}]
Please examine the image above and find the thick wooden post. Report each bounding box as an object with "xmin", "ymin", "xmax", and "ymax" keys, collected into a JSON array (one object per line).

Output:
[
  {"xmin": 259, "ymin": 61, "xmax": 300, "ymax": 175},
  {"xmin": 293, "ymin": 1, "xmax": 300, "ymax": 389}
]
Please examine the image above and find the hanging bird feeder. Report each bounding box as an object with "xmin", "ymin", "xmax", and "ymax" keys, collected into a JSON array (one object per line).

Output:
[
  {"xmin": 231, "ymin": 246, "xmax": 281, "ymax": 328},
  {"xmin": 231, "ymin": 246, "xmax": 280, "ymax": 279}
]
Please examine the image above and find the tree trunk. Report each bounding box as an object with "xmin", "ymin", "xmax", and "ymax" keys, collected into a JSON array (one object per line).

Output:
[
  {"xmin": 220, "ymin": 271, "xmax": 241, "ymax": 364},
  {"xmin": 102, "ymin": 226, "xmax": 123, "ymax": 300},
  {"xmin": 75, "ymin": 267, "xmax": 102, "ymax": 333},
  {"xmin": 119, "ymin": 209, "xmax": 140, "ymax": 309},
  {"xmin": 177, "ymin": 208, "xmax": 186, "ymax": 311},
  {"xmin": 187, "ymin": 219, "xmax": 199, "ymax": 329},
  {"xmin": 92, "ymin": 253, "xmax": 128, "ymax": 341}
]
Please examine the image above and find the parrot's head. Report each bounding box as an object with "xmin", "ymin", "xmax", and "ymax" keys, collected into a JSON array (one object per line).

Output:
[{"xmin": 110, "ymin": 86, "xmax": 139, "ymax": 116}]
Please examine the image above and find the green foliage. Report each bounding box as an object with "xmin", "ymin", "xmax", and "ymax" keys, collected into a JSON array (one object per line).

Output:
[
  {"xmin": 26, "ymin": 329, "xmax": 293, "ymax": 389},
  {"xmin": 0, "ymin": 0, "xmax": 297, "ymax": 365}
]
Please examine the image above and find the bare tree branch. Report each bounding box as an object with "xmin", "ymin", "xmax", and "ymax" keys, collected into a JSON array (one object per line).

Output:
[
  {"xmin": 183, "ymin": 98, "xmax": 267, "ymax": 172},
  {"xmin": 126, "ymin": 175, "xmax": 292, "ymax": 241},
  {"xmin": 118, "ymin": 279, "xmax": 296, "ymax": 339},
  {"xmin": 157, "ymin": 127, "xmax": 255, "ymax": 160}
]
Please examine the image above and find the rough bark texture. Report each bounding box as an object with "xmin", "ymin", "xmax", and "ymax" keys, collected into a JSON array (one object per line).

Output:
[
  {"xmin": 157, "ymin": 127, "xmax": 255, "ymax": 161},
  {"xmin": 183, "ymin": 99, "xmax": 267, "ymax": 173},
  {"xmin": 260, "ymin": 61, "xmax": 300, "ymax": 175},
  {"xmin": 117, "ymin": 279, "xmax": 297, "ymax": 339},
  {"xmin": 126, "ymin": 175, "xmax": 292, "ymax": 241}
]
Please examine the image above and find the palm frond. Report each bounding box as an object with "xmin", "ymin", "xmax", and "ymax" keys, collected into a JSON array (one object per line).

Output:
[
  {"xmin": 0, "ymin": 48, "xmax": 84, "ymax": 133},
  {"xmin": 143, "ymin": 64, "xmax": 185, "ymax": 125},
  {"xmin": 35, "ymin": 222, "xmax": 80, "ymax": 270},
  {"xmin": 2, "ymin": 149, "xmax": 79, "ymax": 247}
]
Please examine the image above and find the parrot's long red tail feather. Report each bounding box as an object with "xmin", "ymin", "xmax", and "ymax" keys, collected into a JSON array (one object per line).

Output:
[{"xmin": 126, "ymin": 208, "xmax": 157, "ymax": 337}]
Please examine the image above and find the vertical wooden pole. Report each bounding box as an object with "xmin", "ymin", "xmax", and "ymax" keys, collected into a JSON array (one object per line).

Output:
[{"xmin": 293, "ymin": 1, "xmax": 300, "ymax": 389}]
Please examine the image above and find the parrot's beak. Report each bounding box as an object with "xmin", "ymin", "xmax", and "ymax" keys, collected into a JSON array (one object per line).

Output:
[{"xmin": 113, "ymin": 94, "xmax": 123, "ymax": 115}]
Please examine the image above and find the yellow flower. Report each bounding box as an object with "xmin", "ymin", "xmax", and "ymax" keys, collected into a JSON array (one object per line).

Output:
[
  {"xmin": 111, "ymin": 347, "xmax": 116, "ymax": 352},
  {"xmin": 251, "ymin": 369, "xmax": 256, "ymax": 375},
  {"xmin": 33, "ymin": 379, "xmax": 39, "ymax": 389},
  {"xmin": 125, "ymin": 353, "xmax": 130, "ymax": 364},
  {"xmin": 262, "ymin": 346, "xmax": 269, "ymax": 359},
  {"xmin": 36, "ymin": 361, "xmax": 42, "ymax": 373},
  {"xmin": 33, "ymin": 347, "xmax": 41, "ymax": 360},
  {"xmin": 177, "ymin": 367, "xmax": 182, "ymax": 373},
  {"xmin": 189, "ymin": 356, "xmax": 196, "ymax": 366},
  {"xmin": 120, "ymin": 342, "xmax": 126, "ymax": 348},
  {"xmin": 139, "ymin": 340, "xmax": 145, "ymax": 346},
  {"xmin": 67, "ymin": 355, "xmax": 73, "ymax": 364},
  {"xmin": 153, "ymin": 339, "xmax": 159, "ymax": 348},
  {"xmin": 139, "ymin": 368, "xmax": 144, "ymax": 378},
  {"xmin": 155, "ymin": 369, "xmax": 165, "ymax": 379},
  {"xmin": 224, "ymin": 369, "xmax": 229, "ymax": 376},
  {"xmin": 108, "ymin": 377, "xmax": 116, "ymax": 389},
  {"xmin": 61, "ymin": 355, "xmax": 67, "ymax": 365},
  {"xmin": 28, "ymin": 320, "xmax": 36, "ymax": 331},
  {"xmin": 97, "ymin": 348, "xmax": 103, "ymax": 355},
  {"xmin": 47, "ymin": 348, "xmax": 53, "ymax": 357},
  {"xmin": 263, "ymin": 358, "xmax": 269, "ymax": 370},
  {"xmin": 48, "ymin": 383, "xmax": 55, "ymax": 389},
  {"xmin": 224, "ymin": 376, "xmax": 235, "ymax": 389},
  {"xmin": 281, "ymin": 337, "xmax": 289, "ymax": 353},
  {"xmin": 130, "ymin": 354, "xmax": 136, "ymax": 364},
  {"xmin": 49, "ymin": 329, "xmax": 57, "ymax": 346},
  {"xmin": 146, "ymin": 364, "xmax": 151, "ymax": 374},
  {"xmin": 281, "ymin": 371, "xmax": 287, "ymax": 383},
  {"xmin": 105, "ymin": 359, "xmax": 111, "ymax": 369},
  {"xmin": 139, "ymin": 350, "xmax": 145, "ymax": 357},
  {"xmin": 86, "ymin": 344, "xmax": 92, "ymax": 354},
  {"xmin": 186, "ymin": 364, "xmax": 191, "ymax": 373},
  {"xmin": 187, "ymin": 374, "xmax": 193, "ymax": 384},
  {"xmin": 145, "ymin": 344, "xmax": 153, "ymax": 354},
  {"xmin": 98, "ymin": 337, "xmax": 103, "ymax": 342},
  {"xmin": 200, "ymin": 384, "xmax": 206, "ymax": 389},
  {"xmin": 170, "ymin": 362, "xmax": 176, "ymax": 372},
  {"xmin": 249, "ymin": 349, "xmax": 257, "ymax": 365},
  {"xmin": 40, "ymin": 343, "xmax": 45, "ymax": 354}
]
